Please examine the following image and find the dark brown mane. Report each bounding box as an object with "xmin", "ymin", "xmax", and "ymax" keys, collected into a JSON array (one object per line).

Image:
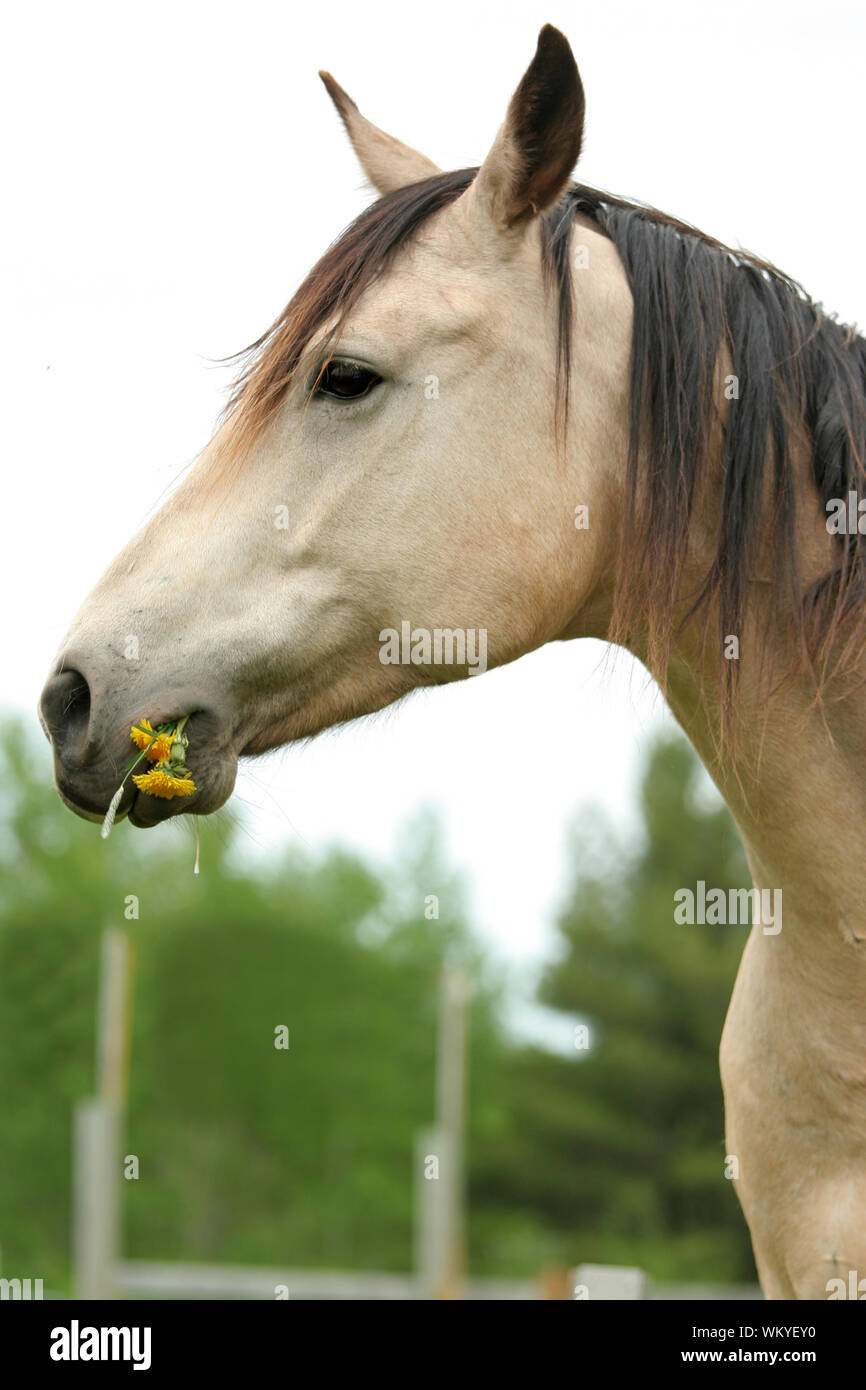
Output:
[
  {"xmin": 223, "ymin": 169, "xmax": 866, "ymax": 725},
  {"xmin": 553, "ymin": 186, "xmax": 866, "ymax": 726}
]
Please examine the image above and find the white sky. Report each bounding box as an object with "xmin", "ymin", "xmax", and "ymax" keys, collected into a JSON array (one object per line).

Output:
[{"xmin": 3, "ymin": 1, "xmax": 865, "ymax": 988}]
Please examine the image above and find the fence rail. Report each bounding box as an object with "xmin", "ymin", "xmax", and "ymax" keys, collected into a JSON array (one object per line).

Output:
[
  {"xmin": 109, "ymin": 1260, "xmax": 760, "ymax": 1301},
  {"xmin": 115, "ymin": 1261, "xmax": 543, "ymax": 1301}
]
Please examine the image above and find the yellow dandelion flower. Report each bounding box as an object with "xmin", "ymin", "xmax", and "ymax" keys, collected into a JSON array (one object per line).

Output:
[
  {"xmin": 130, "ymin": 718, "xmax": 156, "ymax": 751},
  {"xmin": 147, "ymin": 731, "xmax": 175, "ymax": 762},
  {"xmin": 131, "ymin": 718, "xmax": 177, "ymax": 762},
  {"xmin": 132, "ymin": 767, "xmax": 197, "ymax": 799}
]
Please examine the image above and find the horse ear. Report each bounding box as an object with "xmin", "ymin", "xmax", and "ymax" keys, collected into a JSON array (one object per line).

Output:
[
  {"xmin": 319, "ymin": 71, "xmax": 441, "ymax": 195},
  {"xmin": 466, "ymin": 25, "xmax": 584, "ymax": 230}
]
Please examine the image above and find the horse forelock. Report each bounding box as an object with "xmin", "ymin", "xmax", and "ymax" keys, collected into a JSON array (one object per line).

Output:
[{"xmin": 216, "ymin": 169, "xmax": 479, "ymax": 468}]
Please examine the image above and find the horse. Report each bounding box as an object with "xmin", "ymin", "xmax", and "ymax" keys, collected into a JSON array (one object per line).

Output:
[{"xmin": 39, "ymin": 25, "xmax": 866, "ymax": 1300}]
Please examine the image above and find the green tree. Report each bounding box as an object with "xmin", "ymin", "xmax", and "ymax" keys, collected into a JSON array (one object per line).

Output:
[
  {"xmin": 0, "ymin": 715, "xmax": 759, "ymax": 1292},
  {"xmin": 472, "ymin": 732, "xmax": 756, "ymax": 1282},
  {"xmin": 0, "ymin": 718, "xmax": 504, "ymax": 1288}
]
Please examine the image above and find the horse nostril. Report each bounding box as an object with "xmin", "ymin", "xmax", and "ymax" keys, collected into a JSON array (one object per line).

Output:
[{"xmin": 39, "ymin": 670, "xmax": 92, "ymax": 752}]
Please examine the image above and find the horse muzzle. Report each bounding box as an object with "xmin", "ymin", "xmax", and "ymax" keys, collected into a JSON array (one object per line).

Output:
[{"xmin": 39, "ymin": 667, "xmax": 238, "ymax": 828}]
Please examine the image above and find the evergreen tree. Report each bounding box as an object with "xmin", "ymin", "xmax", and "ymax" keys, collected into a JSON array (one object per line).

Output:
[{"xmin": 472, "ymin": 733, "xmax": 756, "ymax": 1281}]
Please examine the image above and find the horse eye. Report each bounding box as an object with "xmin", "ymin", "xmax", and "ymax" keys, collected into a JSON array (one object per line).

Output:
[{"xmin": 316, "ymin": 360, "xmax": 381, "ymax": 399}]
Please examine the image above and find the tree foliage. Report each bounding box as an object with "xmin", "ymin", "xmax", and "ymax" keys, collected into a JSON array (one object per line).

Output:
[{"xmin": 0, "ymin": 719, "xmax": 756, "ymax": 1289}]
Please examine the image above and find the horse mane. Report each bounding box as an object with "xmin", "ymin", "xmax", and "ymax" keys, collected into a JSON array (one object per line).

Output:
[
  {"xmin": 223, "ymin": 168, "xmax": 866, "ymax": 725},
  {"xmin": 562, "ymin": 186, "xmax": 866, "ymax": 725}
]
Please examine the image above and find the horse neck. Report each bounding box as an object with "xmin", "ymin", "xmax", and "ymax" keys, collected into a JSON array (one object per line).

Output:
[{"xmin": 661, "ymin": 622, "xmax": 866, "ymax": 980}]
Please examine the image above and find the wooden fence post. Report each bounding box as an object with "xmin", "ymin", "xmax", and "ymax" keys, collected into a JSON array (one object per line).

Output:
[
  {"xmin": 72, "ymin": 928, "xmax": 135, "ymax": 1299},
  {"xmin": 73, "ymin": 1097, "xmax": 121, "ymax": 1299}
]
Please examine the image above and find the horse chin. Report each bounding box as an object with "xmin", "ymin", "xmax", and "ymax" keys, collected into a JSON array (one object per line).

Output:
[
  {"xmin": 55, "ymin": 783, "xmax": 108, "ymax": 825},
  {"xmin": 54, "ymin": 756, "xmax": 238, "ymax": 830}
]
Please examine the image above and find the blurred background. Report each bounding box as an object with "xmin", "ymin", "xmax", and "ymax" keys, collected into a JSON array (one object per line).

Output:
[
  {"xmin": 3, "ymin": 0, "xmax": 864, "ymax": 1298},
  {"xmin": 0, "ymin": 716, "xmax": 755, "ymax": 1294}
]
